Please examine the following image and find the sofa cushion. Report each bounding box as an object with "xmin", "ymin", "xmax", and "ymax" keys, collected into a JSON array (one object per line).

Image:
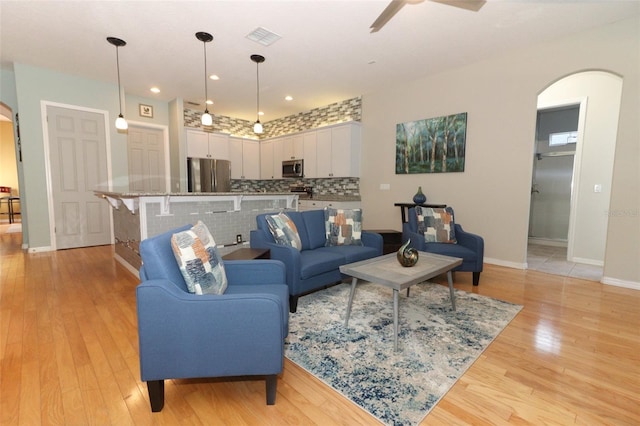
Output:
[
  {"xmin": 171, "ymin": 221, "xmax": 228, "ymax": 295},
  {"xmin": 324, "ymin": 207, "xmax": 363, "ymax": 246},
  {"xmin": 415, "ymin": 206, "xmax": 457, "ymax": 243},
  {"xmin": 298, "ymin": 250, "xmax": 345, "ymax": 280},
  {"xmin": 301, "ymin": 209, "xmax": 327, "ymax": 250},
  {"xmin": 265, "ymin": 212, "xmax": 303, "ymax": 250},
  {"xmin": 316, "ymin": 245, "xmax": 380, "ymax": 264}
]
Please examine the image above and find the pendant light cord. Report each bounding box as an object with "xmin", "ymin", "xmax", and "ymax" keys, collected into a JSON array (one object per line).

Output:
[
  {"xmin": 203, "ymin": 41, "xmax": 208, "ymax": 111},
  {"xmin": 256, "ymin": 61, "xmax": 260, "ymax": 120},
  {"xmin": 116, "ymin": 46, "xmax": 123, "ymax": 115}
]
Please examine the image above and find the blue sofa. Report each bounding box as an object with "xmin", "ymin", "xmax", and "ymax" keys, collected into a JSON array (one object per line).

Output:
[
  {"xmin": 250, "ymin": 209, "xmax": 383, "ymax": 312},
  {"xmin": 137, "ymin": 224, "xmax": 289, "ymax": 411},
  {"xmin": 403, "ymin": 207, "xmax": 484, "ymax": 285}
]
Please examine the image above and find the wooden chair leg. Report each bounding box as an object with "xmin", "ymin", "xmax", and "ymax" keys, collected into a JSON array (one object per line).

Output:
[
  {"xmin": 266, "ymin": 375, "xmax": 277, "ymax": 405},
  {"xmin": 147, "ymin": 380, "xmax": 165, "ymax": 412}
]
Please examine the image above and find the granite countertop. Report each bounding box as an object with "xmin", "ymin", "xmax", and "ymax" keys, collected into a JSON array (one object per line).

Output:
[{"xmin": 94, "ymin": 190, "xmax": 296, "ymax": 198}]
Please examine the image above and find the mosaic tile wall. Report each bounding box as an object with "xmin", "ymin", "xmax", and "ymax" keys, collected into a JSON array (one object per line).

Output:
[
  {"xmin": 183, "ymin": 96, "xmax": 361, "ymax": 139},
  {"xmin": 230, "ymin": 177, "xmax": 360, "ymax": 199}
]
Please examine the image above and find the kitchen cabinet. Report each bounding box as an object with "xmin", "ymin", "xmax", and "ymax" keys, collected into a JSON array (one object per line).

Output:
[
  {"xmin": 282, "ymin": 134, "xmax": 304, "ymax": 160},
  {"xmin": 303, "ymin": 132, "xmax": 317, "ymax": 178},
  {"xmin": 314, "ymin": 122, "xmax": 361, "ymax": 178},
  {"xmin": 186, "ymin": 129, "xmax": 229, "ymax": 159},
  {"xmin": 229, "ymin": 137, "xmax": 260, "ymax": 179},
  {"xmin": 271, "ymin": 137, "xmax": 284, "ymax": 179},
  {"xmin": 260, "ymin": 139, "xmax": 274, "ymax": 179}
]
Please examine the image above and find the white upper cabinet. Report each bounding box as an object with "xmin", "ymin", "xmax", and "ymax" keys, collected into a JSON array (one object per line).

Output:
[
  {"xmin": 186, "ymin": 129, "xmax": 229, "ymax": 160},
  {"xmin": 229, "ymin": 137, "xmax": 260, "ymax": 180},
  {"xmin": 260, "ymin": 139, "xmax": 274, "ymax": 179},
  {"xmin": 303, "ymin": 132, "xmax": 317, "ymax": 178},
  {"xmin": 272, "ymin": 137, "xmax": 284, "ymax": 179},
  {"xmin": 283, "ymin": 134, "xmax": 304, "ymax": 160},
  {"xmin": 314, "ymin": 122, "xmax": 361, "ymax": 178}
]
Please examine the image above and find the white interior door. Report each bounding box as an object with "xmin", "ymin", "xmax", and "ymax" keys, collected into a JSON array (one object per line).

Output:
[
  {"xmin": 127, "ymin": 125, "xmax": 166, "ymax": 192},
  {"xmin": 47, "ymin": 106, "xmax": 111, "ymax": 249}
]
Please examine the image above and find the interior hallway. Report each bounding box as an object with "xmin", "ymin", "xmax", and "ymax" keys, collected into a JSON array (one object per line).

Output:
[{"xmin": 527, "ymin": 243, "xmax": 603, "ymax": 282}]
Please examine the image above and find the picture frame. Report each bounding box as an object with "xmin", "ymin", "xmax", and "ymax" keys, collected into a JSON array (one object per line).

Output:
[
  {"xmin": 139, "ymin": 104, "xmax": 153, "ymax": 118},
  {"xmin": 395, "ymin": 112, "xmax": 467, "ymax": 174}
]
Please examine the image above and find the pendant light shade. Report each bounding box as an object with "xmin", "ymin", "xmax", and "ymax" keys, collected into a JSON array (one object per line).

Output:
[
  {"xmin": 251, "ymin": 54, "xmax": 265, "ymax": 134},
  {"xmin": 107, "ymin": 37, "xmax": 128, "ymax": 130},
  {"xmin": 196, "ymin": 32, "xmax": 214, "ymax": 126}
]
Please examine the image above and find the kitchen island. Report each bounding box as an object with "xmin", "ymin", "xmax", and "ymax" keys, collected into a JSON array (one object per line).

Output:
[{"xmin": 95, "ymin": 191, "xmax": 298, "ymax": 274}]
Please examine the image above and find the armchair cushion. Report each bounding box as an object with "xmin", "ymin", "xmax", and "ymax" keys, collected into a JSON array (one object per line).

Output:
[
  {"xmin": 171, "ymin": 221, "xmax": 228, "ymax": 295},
  {"xmin": 415, "ymin": 206, "xmax": 457, "ymax": 243},
  {"xmin": 324, "ymin": 207, "xmax": 363, "ymax": 246},
  {"xmin": 266, "ymin": 212, "xmax": 302, "ymax": 250}
]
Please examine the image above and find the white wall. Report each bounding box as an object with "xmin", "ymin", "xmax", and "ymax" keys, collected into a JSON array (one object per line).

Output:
[
  {"xmin": 360, "ymin": 16, "xmax": 640, "ymax": 285},
  {"xmin": 538, "ymin": 71, "xmax": 622, "ymax": 265}
]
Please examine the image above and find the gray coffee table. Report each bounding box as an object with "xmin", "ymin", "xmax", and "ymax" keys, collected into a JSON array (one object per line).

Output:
[{"xmin": 340, "ymin": 251, "xmax": 462, "ymax": 351}]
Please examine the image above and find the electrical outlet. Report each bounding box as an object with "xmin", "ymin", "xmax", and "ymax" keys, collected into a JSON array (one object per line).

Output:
[{"xmin": 236, "ymin": 234, "xmax": 243, "ymax": 244}]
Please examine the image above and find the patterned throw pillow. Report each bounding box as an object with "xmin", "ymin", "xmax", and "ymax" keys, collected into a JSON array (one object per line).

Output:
[
  {"xmin": 325, "ymin": 207, "xmax": 363, "ymax": 246},
  {"xmin": 171, "ymin": 221, "xmax": 228, "ymax": 295},
  {"xmin": 265, "ymin": 213, "xmax": 302, "ymax": 250},
  {"xmin": 415, "ymin": 206, "xmax": 457, "ymax": 243}
]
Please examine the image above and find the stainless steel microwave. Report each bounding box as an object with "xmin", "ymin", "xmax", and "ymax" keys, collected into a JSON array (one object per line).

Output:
[{"xmin": 282, "ymin": 159, "xmax": 304, "ymax": 178}]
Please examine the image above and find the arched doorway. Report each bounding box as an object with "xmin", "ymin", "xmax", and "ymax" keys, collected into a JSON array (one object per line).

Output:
[{"xmin": 527, "ymin": 71, "xmax": 623, "ymax": 280}]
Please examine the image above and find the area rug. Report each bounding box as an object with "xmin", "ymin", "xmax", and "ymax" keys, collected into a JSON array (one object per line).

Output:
[{"xmin": 285, "ymin": 282, "xmax": 522, "ymax": 426}]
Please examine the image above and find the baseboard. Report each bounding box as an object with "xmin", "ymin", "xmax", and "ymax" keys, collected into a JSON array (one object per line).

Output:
[
  {"xmin": 571, "ymin": 257, "xmax": 604, "ymax": 267},
  {"xmin": 484, "ymin": 257, "xmax": 527, "ymax": 270},
  {"xmin": 115, "ymin": 253, "xmax": 140, "ymax": 278},
  {"xmin": 528, "ymin": 237, "xmax": 568, "ymax": 248},
  {"xmin": 27, "ymin": 246, "xmax": 53, "ymax": 253},
  {"xmin": 601, "ymin": 276, "xmax": 640, "ymax": 291},
  {"xmin": 21, "ymin": 243, "xmax": 28, "ymax": 250}
]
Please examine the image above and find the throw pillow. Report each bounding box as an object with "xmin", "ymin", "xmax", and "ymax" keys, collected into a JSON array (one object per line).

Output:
[
  {"xmin": 171, "ymin": 221, "xmax": 228, "ymax": 295},
  {"xmin": 415, "ymin": 206, "xmax": 457, "ymax": 243},
  {"xmin": 325, "ymin": 207, "xmax": 363, "ymax": 246},
  {"xmin": 265, "ymin": 212, "xmax": 302, "ymax": 250}
]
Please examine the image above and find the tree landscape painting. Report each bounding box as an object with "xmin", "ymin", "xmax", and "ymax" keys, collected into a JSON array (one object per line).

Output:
[{"xmin": 396, "ymin": 112, "xmax": 467, "ymax": 174}]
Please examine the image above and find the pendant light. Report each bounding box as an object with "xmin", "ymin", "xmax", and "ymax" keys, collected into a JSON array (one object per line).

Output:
[
  {"xmin": 251, "ymin": 54, "xmax": 265, "ymax": 134},
  {"xmin": 196, "ymin": 32, "xmax": 214, "ymax": 126},
  {"xmin": 107, "ymin": 37, "xmax": 128, "ymax": 130}
]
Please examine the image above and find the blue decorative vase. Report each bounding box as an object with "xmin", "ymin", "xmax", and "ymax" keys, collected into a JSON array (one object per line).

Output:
[{"xmin": 412, "ymin": 186, "xmax": 427, "ymax": 204}]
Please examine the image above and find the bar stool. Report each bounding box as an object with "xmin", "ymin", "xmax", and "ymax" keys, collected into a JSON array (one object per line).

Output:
[{"xmin": 0, "ymin": 186, "xmax": 20, "ymax": 224}]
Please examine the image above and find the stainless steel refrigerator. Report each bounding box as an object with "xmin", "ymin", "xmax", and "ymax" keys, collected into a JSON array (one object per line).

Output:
[{"xmin": 187, "ymin": 158, "xmax": 231, "ymax": 192}]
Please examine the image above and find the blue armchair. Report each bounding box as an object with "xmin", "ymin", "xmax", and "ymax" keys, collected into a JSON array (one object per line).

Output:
[
  {"xmin": 136, "ymin": 225, "xmax": 289, "ymax": 412},
  {"xmin": 403, "ymin": 207, "xmax": 484, "ymax": 285}
]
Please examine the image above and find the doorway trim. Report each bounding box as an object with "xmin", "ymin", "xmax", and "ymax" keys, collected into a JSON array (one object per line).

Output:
[
  {"xmin": 40, "ymin": 101, "xmax": 113, "ymax": 251},
  {"xmin": 127, "ymin": 120, "xmax": 171, "ymax": 193},
  {"xmin": 535, "ymin": 96, "xmax": 588, "ymax": 262}
]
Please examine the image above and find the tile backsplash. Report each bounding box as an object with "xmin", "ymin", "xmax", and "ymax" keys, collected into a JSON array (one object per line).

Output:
[
  {"xmin": 184, "ymin": 96, "xmax": 361, "ymax": 138},
  {"xmin": 231, "ymin": 177, "xmax": 360, "ymax": 199}
]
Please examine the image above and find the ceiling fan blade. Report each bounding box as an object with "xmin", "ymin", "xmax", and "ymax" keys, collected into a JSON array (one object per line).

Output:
[
  {"xmin": 430, "ymin": 0, "xmax": 486, "ymax": 12},
  {"xmin": 370, "ymin": 0, "xmax": 408, "ymax": 33}
]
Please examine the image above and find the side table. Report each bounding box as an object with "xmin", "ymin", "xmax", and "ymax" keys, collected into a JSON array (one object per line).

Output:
[
  {"xmin": 222, "ymin": 247, "xmax": 270, "ymax": 261},
  {"xmin": 365, "ymin": 229, "xmax": 402, "ymax": 255}
]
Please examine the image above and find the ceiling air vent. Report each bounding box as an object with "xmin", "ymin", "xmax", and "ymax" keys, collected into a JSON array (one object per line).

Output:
[
  {"xmin": 186, "ymin": 101, "xmax": 200, "ymax": 106},
  {"xmin": 246, "ymin": 27, "xmax": 282, "ymax": 46}
]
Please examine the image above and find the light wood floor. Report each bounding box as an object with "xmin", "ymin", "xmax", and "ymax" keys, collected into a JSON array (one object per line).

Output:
[{"xmin": 1, "ymin": 228, "xmax": 639, "ymax": 425}]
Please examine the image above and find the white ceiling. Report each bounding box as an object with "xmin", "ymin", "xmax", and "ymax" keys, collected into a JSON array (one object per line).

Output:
[{"xmin": 1, "ymin": 1, "xmax": 638, "ymax": 122}]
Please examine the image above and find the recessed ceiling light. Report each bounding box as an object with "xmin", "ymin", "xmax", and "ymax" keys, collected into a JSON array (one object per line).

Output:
[
  {"xmin": 150, "ymin": 87, "xmax": 160, "ymax": 93},
  {"xmin": 206, "ymin": 100, "xmax": 213, "ymax": 105},
  {"xmin": 285, "ymin": 95, "xmax": 293, "ymax": 101},
  {"xmin": 209, "ymin": 74, "xmax": 219, "ymax": 80},
  {"xmin": 258, "ymin": 111, "xmax": 264, "ymax": 116}
]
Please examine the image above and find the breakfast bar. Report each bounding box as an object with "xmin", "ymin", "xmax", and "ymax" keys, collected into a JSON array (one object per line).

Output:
[{"xmin": 95, "ymin": 191, "xmax": 297, "ymax": 274}]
